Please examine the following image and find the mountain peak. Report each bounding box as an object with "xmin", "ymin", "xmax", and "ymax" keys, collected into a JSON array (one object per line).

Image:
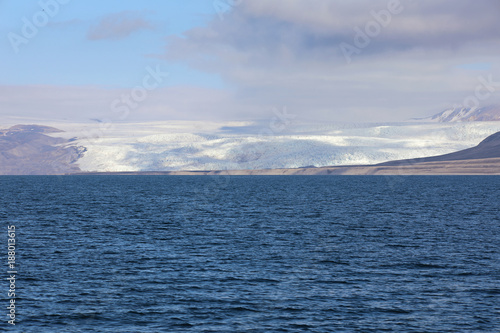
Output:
[{"xmin": 416, "ymin": 105, "xmax": 500, "ymax": 122}]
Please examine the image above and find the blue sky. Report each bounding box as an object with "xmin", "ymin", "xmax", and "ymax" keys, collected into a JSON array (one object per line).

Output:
[
  {"xmin": 1, "ymin": 0, "xmax": 499, "ymax": 123},
  {"xmin": 1, "ymin": 0, "xmax": 225, "ymax": 88}
]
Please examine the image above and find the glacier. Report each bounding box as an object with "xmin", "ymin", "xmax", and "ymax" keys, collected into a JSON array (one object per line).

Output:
[{"xmin": 41, "ymin": 120, "xmax": 500, "ymax": 172}]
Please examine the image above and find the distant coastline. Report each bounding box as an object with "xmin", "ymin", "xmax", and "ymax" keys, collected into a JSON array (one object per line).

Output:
[{"xmin": 68, "ymin": 157, "xmax": 500, "ymax": 176}]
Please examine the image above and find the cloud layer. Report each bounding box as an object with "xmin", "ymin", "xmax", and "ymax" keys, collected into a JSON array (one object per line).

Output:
[
  {"xmin": 3, "ymin": 1, "xmax": 500, "ymax": 123},
  {"xmin": 0, "ymin": 84, "xmax": 257, "ymax": 123},
  {"xmin": 160, "ymin": 0, "xmax": 500, "ymax": 121}
]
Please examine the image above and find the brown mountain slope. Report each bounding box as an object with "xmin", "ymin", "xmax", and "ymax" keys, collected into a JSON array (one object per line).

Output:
[
  {"xmin": 378, "ymin": 131, "xmax": 500, "ymax": 166},
  {"xmin": 0, "ymin": 125, "xmax": 86, "ymax": 175}
]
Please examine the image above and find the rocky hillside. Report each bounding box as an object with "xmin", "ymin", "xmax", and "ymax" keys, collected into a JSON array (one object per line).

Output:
[
  {"xmin": 379, "ymin": 131, "xmax": 500, "ymax": 166},
  {"xmin": 0, "ymin": 125, "xmax": 86, "ymax": 175}
]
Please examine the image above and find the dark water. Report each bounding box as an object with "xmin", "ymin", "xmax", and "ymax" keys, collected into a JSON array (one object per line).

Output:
[{"xmin": 1, "ymin": 176, "xmax": 499, "ymax": 332}]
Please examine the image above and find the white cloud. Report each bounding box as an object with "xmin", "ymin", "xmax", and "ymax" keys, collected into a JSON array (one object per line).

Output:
[
  {"xmin": 158, "ymin": 0, "xmax": 500, "ymax": 121},
  {"xmin": 3, "ymin": 1, "xmax": 500, "ymax": 123},
  {"xmin": 0, "ymin": 85, "xmax": 263, "ymax": 123}
]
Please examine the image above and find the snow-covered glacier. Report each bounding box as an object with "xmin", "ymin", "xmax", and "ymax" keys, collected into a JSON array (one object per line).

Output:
[{"xmin": 47, "ymin": 120, "xmax": 500, "ymax": 172}]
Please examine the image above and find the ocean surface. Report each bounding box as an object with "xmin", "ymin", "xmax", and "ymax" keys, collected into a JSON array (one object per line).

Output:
[{"xmin": 1, "ymin": 176, "xmax": 499, "ymax": 332}]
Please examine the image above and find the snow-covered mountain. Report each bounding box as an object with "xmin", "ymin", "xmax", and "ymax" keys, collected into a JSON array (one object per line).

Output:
[
  {"xmin": 42, "ymin": 120, "xmax": 500, "ymax": 172},
  {"xmin": 416, "ymin": 105, "xmax": 500, "ymax": 122},
  {"xmin": 3, "ymin": 119, "xmax": 500, "ymax": 173}
]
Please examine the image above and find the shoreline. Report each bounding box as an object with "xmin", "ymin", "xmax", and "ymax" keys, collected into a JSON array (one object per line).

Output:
[{"xmin": 67, "ymin": 157, "xmax": 500, "ymax": 176}]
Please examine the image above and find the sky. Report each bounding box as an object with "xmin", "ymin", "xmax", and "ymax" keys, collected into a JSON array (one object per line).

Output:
[{"xmin": 1, "ymin": 0, "xmax": 500, "ymax": 124}]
